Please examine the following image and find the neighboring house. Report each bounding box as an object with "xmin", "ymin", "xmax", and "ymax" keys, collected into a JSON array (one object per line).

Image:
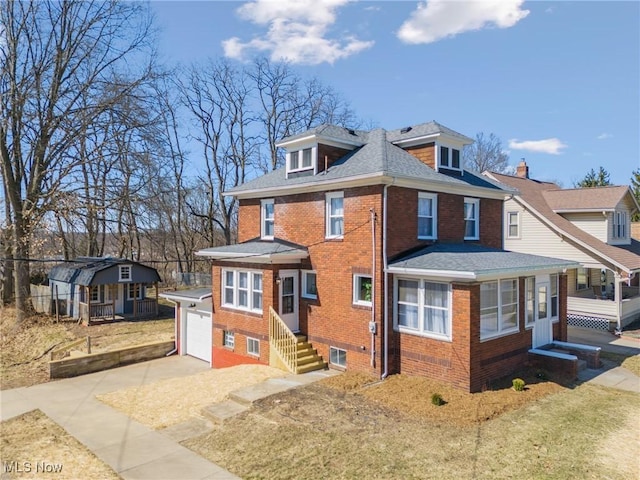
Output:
[
  {"xmin": 49, "ymin": 257, "xmax": 161, "ymax": 324},
  {"xmin": 632, "ymin": 222, "xmax": 640, "ymax": 241},
  {"xmin": 485, "ymin": 162, "xmax": 640, "ymax": 332},
  {"xmin": 197, "ymin": 122, "xmax": 577, "ymax": 392}
]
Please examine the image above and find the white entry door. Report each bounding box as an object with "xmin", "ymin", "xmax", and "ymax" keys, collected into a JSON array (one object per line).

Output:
[
  {"xmin": 533, "ymin": 281, "xmax": 552, "ymax": 348},
  {"xmin": 279, "ymin": 270, "xmax": 299, "ymax": 332}
]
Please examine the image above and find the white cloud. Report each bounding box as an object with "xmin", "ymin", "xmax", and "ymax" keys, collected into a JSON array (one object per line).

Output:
[
  {"xmin": 508, "ymin": 138, "xmax": 567, "ymax": 155},
  {"xmin": 397, "ymin": 0, "xmax": 529, "ymax": 44},
  {"xmin": 596, "ymin": 132, "xmax": 612, "ymax": 140},
  {"xmin": 222, "ymin": 0, "xmax": 374, "ymax": 65}
]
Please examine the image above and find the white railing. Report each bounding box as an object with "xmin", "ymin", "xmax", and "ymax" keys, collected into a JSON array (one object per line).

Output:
[
  {"xmin": 268, "ymin": 306, "xmax": 298, "ymax": 374},
  {"xmin": 622, "ymin": 296, "xmax": 640, "ymax": 326}
]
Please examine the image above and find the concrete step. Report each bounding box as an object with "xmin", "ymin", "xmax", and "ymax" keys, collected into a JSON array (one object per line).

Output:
[{"xmin": 201, "ymin": 399, "xmax": 248, "ymax": 425}]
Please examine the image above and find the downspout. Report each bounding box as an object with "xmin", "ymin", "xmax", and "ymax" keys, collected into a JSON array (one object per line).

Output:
[
  {"xmin": 370, "ymin": 208, "xmax": 376, "ymax": 367},
  {"xmin": 381, "ymin": 180, "xmax": 394, "ymax": 379},
  {"xmin": 165, "ymin": 299, "xmax": 179, "ymax": 356},
  {"xmin": 614, "ymin": 272, "xmax": 623, "ymax": 334}
]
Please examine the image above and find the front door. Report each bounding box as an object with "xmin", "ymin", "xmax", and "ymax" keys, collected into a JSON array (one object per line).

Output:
[
  {"xmin": 106, "ymin": 285, "xmax": 124, "ymax": 314},
  {"xmin": 279, "ymin": 270, "xmax": 299, "ymax": 332},
  {"xmin": 533, "ymin": 280, "xmax": 552, "ymax": 348}
]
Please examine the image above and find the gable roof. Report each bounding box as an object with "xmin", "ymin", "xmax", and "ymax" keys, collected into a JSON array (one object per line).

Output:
[
  {"xmin": 388, "ymin": 243, "xmax": 577, "ymax": 280},
  {"xmin": 486, "ymin": 172, "xmax": 640, "ymax": 274},
  {"xmin": 543, "ymin": 185, "xmax": 633, "ymax": 212},
  {"xmin": 49, "ymin": 258, "xmax": 160, "ymax": 285},
  {"xmin": 227, "ymin": 126, "xmax": 506, "ymax": 199}
]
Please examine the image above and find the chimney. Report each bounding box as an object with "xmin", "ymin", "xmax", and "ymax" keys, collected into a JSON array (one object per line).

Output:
[{"xmin": 516, "ymin": 158, "xmax": 529, "ymax": 179}]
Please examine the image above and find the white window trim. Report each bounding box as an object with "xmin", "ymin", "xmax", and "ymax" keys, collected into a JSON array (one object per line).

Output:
[
  {"xmin": 286, "ymin": 146, "xmax": 317, "ymax": 175},
  {"xmin": 127, "ymin": 283, "xmax": 143, "ymax": 300},
  {"xmin": 417, "ymin": 192, "xmax": 438, "ymax": 240},
  {"xmin": 247, "ymin": 337, "xmax": 260, "ymax": 357},
  {"xmin": 261, "ymin": 199, "xmax": 274, "ymax": 240},
  {"xmin": 507, "ymin": 211, "xmax": 520, "ymax": 239},
  {"xmin": 326, "ymin": 191, "xmax": 344, "ymax": 239},
  {"xmin": 393, "ymin": 277, "xmax": 452, "ymax": 341},
  {"xmin": 613, "ymin": 211, "xmax": 628, "ymax": 239},
  {"xmin": 576, "ymin": 267, "xmax": 590, "ymax": 291},
  {"xmin": 525, "ymin": 277, "xmax": 535, "ymax": 328},
  {"xmin": 90, "ymin": 285, "xmax": 100, "ymax": 302},
  {"xmin": 353, "ymin": 274, "xmax": 372, "ymax": 307},
  {"xmin": 480, "ymin": 278, "xmax": 520, "ymax": 341},
  {"xmin": 221, "ymin": 269, "xmax": 263, "ymax": 313},
  {"xmin": 119, "ymin": 265, "xmax": 131, "ymax": 282},
  {"xmin": 329, "ymin": 346, "xmax": 347, "ymax": 367},
  {"xmin": 464, "ymin": 197, "xmax": 480, "ymax": 240},
  {"xmin": 437, "ymin": 143, "xmax": 463, "ymax": 172},
  {"xmin": 550, "ymin": 274, "xmax": 559, "ymax": 323},
  {"xmin": 301, "ymin": 270, "xmax": 317, "ymax": 300}
]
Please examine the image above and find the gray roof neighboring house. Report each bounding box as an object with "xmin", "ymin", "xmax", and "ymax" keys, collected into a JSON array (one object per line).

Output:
[
  {"xmin": 388, "ymin": 243, "xmax": 577, "ymax": 280},
  {"xmin": 49, "ymin": 258, "xmax": 161, "ymax": 286},
  {"xmin": 227, "ymin": 127, "xmax": 506, "ymax": 197}
]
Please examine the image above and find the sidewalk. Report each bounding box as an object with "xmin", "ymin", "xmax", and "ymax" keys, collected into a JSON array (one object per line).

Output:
[
  {"xmin": 1, "ymin": 356, "xmax": 238, "ymax": 480},
  {"xmin": 569, "ymin": 326, "xmax": 640, "ymax": 393}
]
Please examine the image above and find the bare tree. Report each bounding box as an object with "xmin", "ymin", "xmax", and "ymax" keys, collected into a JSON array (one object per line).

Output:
[
  {"xmin": 463, "ymin": 132, "xmax": 510, "ymax": 173},
  {"xmin": 0, "ymin": 0, "xmax": 156, "ymax": 321}
]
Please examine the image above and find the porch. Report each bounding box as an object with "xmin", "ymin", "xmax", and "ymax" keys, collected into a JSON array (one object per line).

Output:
[{"xmin": 567, "ymin": 285, "xmax": 640, "ymax": 331}]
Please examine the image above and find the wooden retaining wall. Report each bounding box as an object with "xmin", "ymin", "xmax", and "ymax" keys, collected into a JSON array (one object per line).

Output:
[{"xmin": 49, "ymin": 340, "xmax": 175, "ymax": 379}]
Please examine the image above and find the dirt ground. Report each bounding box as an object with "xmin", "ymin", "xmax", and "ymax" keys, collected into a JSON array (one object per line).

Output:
[{"xmin": 0, "ymin": 307, "xmax": 174, "ymax": 390}]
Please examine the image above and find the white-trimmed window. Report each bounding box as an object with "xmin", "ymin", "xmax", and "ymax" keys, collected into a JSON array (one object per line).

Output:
[
  {"xmin": 418, "ymin": 192, "xmax": 437, "ymax": 240},
  {"xmin": 223, "ymin": 331, "xmax": 235, "ymax": 348},
  {"xmin": 287, "ymin": 147, "xmax": 315, "ymax": 173},
  {"xmin": 438, "ymin": 145, "xmax": 461, "ymax": 170},
  {"xmin": 395, "ymin": 278, "xmax": 451, "ymax": 339},
  {"xmin": 526, "ymin": 277, "xmax": 535, "ymax": 327},
  {"xmin": 329, "ymin": 347, "xmax": 346, "ymax": 367},
  {"xmin": 507, "ymin": 211, "xmax": 520, "ymax": 238},
  {"xmin": 90, "ymin": 285, "xmax": 100, "ymax": 302},
  {"xmin": 119, "ymin": 265, "xmax": 131, "ymax": 281},
  {"xmin": 613, "ymin": 211, "xmax": 627, "ymax": 239},
  {"xmin": 127, "ymin": 283, "xmax": 143, "ymax": 300},
  {"xmin": 576, "ymin": 267, "xmax": 590, "ymax": 291},
  {"xmin": 261, "ymin": 199, "xmax": 274, "ymax": 239},
  {"xmin": 106, "ymin": 285, "xmax": 118, "ymax": 302},
  {"xmin": 464, "ymin": 198, "xmax": 479, "ymax": 240},
  {"xmin": 550, "ymin": 274, "xmax": 559, "ymax": 321},
  {"xmin": 480, "ymin": 279, "xmax": 519, "ymax": 339},
  {"xmin": 247, "ymin": 337, "xmax": 260, "ymax": 356},
  {"xmin": 301, "ymin": 270, "xmax": 317, "ymax": 299},
  {"xmin": 222, "ymin": 269, "xmax": 263, "ymax": 313},
  {"xmin": 353, "ymin": 275, "xmax": 372, "ymax": 306},
  {"xmin": 326, "ymin": 192, "xmax": 344, "ymax": 239}
]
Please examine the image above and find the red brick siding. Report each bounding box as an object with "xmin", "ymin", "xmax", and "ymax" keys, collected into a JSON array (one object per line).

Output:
[
  {"xmin": 403, "ymin": 143, "xmax": 435, "ymax": 169},
  {"xmin": 238, "ymin": 199, "xmax": 261, "ymax": 242},
  {"xmin": 317, "ymin": 144, "xmax": 353, "ymax": 173},
  {"xmin": 479, "ymin": 198, "xmax": 504, "ymax": 248}
]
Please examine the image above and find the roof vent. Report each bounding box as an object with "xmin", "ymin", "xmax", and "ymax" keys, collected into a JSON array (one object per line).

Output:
[
  {"xmin": 345, "ymin": 128, "xmax": 356, "ymax": 135},
  {"xmin": 400, "ymin": 126, "xmax": 412, "ymax": 134}
]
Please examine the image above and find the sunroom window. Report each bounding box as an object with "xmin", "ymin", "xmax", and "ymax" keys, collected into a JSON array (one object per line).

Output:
[
  {"xmin": 480, "ymin": 279, "xmax": 519, "ymax": 339},
  {"xmin": 395, "ymin": 278, "xmax": 451, "ymax": 339}
]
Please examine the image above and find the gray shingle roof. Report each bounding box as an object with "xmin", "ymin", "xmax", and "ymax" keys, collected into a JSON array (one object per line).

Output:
[
  {"xmin": 277, "ymin": 124, "xmax": 369, "ymax": 146},
  {"xmin": 386, "ymin": 121, "xmax": 473, "ymax": 144},
  {"xmin": 48, "ymin": 258, "xmax": 160, "ymax": 285},
  {"xmin": 388, "ymin": 243, "xmax": 577, "ymax": 278},
  {"xmin": 228, "ymin": 126, "xmax": 505, "ymax": 195},
  {"xmin": 197, "ymin": 238, "xmax": 308, "ymax": 260},
  {"xmin": 159, "ymin": 288, "xmax": 212, "ymax": 302}
]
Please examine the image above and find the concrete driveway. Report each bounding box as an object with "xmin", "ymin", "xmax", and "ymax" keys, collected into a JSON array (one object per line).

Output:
[{"xmin": 1, "ymin": 355, "xmax": 239, "ymax": 480}]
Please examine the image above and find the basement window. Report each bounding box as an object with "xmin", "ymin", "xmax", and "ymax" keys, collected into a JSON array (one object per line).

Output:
[{"xmin": 329, "ymin": 347, "xmax": 346, "ymax": 368}]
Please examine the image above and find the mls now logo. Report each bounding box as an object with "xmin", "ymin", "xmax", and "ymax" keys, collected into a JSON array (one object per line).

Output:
[{"xmin": 3, "ymin": 461, "xmax": 63, "ymax": 473}]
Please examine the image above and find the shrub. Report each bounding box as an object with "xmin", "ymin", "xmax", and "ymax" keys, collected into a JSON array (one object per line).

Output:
[
  {"xmin": 431, "ymin": 393, "xmax": 444, "ymax": 406},
  {"xmin": 512, "ymin": 378, "xmax": 526, "ymax": 392}
]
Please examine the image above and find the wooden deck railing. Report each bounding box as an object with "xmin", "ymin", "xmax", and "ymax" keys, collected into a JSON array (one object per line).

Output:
[
  {"xmin": 79, "ymin": 302, "xmax": 115, "ymax": 321},
  {"xmin": 134, "ymin": 298, "xmax": 157, "ymax": 317},
  {"xmin": 268, "ymin": 306, "xmax": 298, "ymax": 374}
]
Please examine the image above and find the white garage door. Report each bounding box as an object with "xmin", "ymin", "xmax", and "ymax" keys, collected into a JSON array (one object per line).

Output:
[{"xmin": 185, "ymin": 310, "xmax": 212, "ymax": 363}]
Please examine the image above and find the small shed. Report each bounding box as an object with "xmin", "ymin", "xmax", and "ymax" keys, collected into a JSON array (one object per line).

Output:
[{"xmin": 49, "ymin": 257, "xmax": 161, "ymax": 324}]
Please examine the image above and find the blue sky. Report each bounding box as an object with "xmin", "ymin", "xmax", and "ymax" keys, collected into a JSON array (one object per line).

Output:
[{"xmin": 152, "ymin": 1, "xmax": 639, "ymax": 188}]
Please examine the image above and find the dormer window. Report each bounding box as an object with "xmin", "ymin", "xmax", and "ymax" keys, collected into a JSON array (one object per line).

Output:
[
  {"xmin": 438, "ymin": 145, "xmax": 461, "ymax": 171},
  {"xmin": 287, "ymin": 147, "xmax": 315, "ymax": 173}
]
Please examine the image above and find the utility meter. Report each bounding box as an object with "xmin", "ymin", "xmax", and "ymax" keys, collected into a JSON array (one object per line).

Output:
[{"xmin": 368, "ymin": 321, "xmax": 377, "ymax": 334}]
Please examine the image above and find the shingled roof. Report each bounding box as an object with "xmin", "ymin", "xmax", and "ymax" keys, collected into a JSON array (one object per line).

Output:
[
  {"xmin": 227, "ymin": 125, "xmax": 504, "ymax": 197},
  {"xmin": 486, "ymin": 172, "xmax": 640, "ymax": 274},
  {"xmin": 49, "ymin": 258, "xmax": 160, "ymax": 285}
]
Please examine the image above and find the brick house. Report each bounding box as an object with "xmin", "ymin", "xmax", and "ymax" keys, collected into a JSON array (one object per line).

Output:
[{"xmin": 197, "ymin": 122, "xmax": 577, "ymax": 392}]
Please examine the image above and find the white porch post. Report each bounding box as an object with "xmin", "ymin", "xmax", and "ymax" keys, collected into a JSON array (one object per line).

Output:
[{"xmin": 614, "ymin": 272, "xmax": 623, "ymax": 333}]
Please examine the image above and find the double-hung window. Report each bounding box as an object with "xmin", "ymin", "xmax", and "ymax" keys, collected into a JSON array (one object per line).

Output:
[
  {"xmin": 395, "ymin": 278, "xmax": 451, "ymax": 339},
  {"xmin": 326, "ymin": 192, "xmax": 344, "ymax": 239},
  {"xmin": 613, "ymin": 211, "xmax": 627, "ymax": 239},
  {"xmin": 507, "ymin": 211, "xmax": 519, "ymax": 238},
  {"xmin": 576, "ymin": 267, "xmax": 590, "ymax": 290},
  {"xmin": 550, "ymin": 274, "xmax": 558, "ymax": 321},
  {"xmin": 222, "ymin": 269, "xmax": 263, "ymax": 313},
  {"xmin": 480, "ymin": 279, "xmax": 519, "ymax": 339},
  {"xmin": 261, "ymin": 199, "xmax": 274, "ymax": 239},
  {"xmin": 353, "ymin": 275, "xmax": 372, "ymax": 306},
  {"xmin": 418, "ymin": 193, "xmax": 437, "ymax": 240},
  {"xmin": 464, "ymin": 198, "xmax": 479, "ymax": 240},
  {"xmin": 247, "ymin": 337, "xmax": 260, "ymax": 356},
  {"xmin": 119, "ymin": 265, "xmax": 131, "ymax": 281},
  {"xmin": 525, "ymin": 277, "xmax": 535, "ymax": 327},
  {"xmin": 127, "ymin": 284, "xmax": 143, "ymax": 300},
  {"xmin": 90, "ymin": 286, "xmax": 100, "ymax": 302}
]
